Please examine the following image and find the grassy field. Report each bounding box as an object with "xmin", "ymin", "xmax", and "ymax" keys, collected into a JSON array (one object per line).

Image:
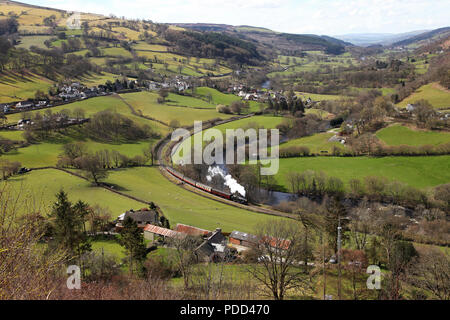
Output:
[
  {"xmin": 172, "ymin": 115, "xmax": 285, "ymax": 163},
  {"xmin": 296, "ymin": 92, "xmax": 347, "ymax": 101},
  {"xmin": 167, "ymin": 93, "xmax": 216, "ymax": 109},
  {"xmin": 276, "ymin": 156, "xmax": 450, "ymax": 191},
  {"xmin": 279, "ymin": 132, "xmax": 344, "ymax": 154},
  {"xmin": 0, "ymin": 72, "xmax": 54, "ymax": 104},
  {"xmin": 119, "ymin": 91, "xmax": 233, "ymax": 126},
  {"xmin": 214, "ymin": 115, "xmax": 284, "ymax": 132},
  {"xmin": 5, "ymin": 94, "xmax": 168, "ymax": 135},
  {"xmin": 376, "ymin": 124, "xmax": 450, "ymax": 146},
  {"xmin": 397, "ymin": 83, "xmax": 450, "ymax": 109},
  {"xmin": 2, "ymin": 168, "xmax": 143, "ymax": 216},
  {"xmin": 77, "ymin": 72, "xmax": 128, "ymax": 87},
  {"xmin": 17, "ymin": 35, "xmax": 53, "ymax": 49},
  {"xmin": 1, "ymin": 130, "xmax": 157, "ymax": 168},
  {"xmin": 104, "ymin": 167, "xmax": 287, "ymax": 233},
  {"xmin": 194, "ymin": 87, "xmax": 261, "ymax": 112}
]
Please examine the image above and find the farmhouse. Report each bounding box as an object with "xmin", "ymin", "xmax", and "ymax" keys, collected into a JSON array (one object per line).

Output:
[
  {"xmin": 194, "ymin": 228, "xmax": 234, "ymax": 262},
  {"xmin": 115, "ymin": 208, "xmax": 160, "ymax": 230}
]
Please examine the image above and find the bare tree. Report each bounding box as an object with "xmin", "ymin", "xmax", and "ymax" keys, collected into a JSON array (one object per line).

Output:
[
  {"xmin": 248, "ymin": 219, "xmax": 315, "ymax": 300},
  {"xmin": 408, "ymin": 248, "xmax": 450, "ymax": 300},
  {"xmin": 168, "ymin": 235, "xmax": 202, "ymax": 290}
]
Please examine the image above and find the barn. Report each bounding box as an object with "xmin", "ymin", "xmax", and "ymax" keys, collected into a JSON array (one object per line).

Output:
[
  {"xmin": 229, "ymin": 231, "xmax": 259, "ymax": 249},
  {"xmin": 143, "ymin": 224, "xmax": 184, "ymax": 241}
]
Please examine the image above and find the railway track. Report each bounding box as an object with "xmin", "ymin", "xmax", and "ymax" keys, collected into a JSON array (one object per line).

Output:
[{"xmin": 154, "ymin": 115, "xmax": 298, "ymax": 220}]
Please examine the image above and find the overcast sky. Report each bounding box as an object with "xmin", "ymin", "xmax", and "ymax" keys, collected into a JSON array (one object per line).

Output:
[{"xmin": 20, "ymin": 0, "xmax": 450, "ymax": 35}]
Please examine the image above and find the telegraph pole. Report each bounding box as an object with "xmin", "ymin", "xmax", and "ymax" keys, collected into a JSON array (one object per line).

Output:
[{"xmin": 337, "ymin": 218, "xmax": 342, "ymax": 300}]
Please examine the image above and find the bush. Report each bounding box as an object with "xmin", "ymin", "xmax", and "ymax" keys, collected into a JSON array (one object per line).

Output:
[
  {"xmin": 216, "ymin": 104, "xmax": 231, "ymax": 114},
  {"xmin": 279, "ymin": 145, "xmax": 310, "ymax": 158}
]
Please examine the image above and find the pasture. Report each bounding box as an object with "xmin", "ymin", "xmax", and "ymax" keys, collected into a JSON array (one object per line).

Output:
[
  {"xmin": 276, "ymin": 156, "xmax": 450, "ymax": 191},
  {"xmin": 279, "ymin": 132, "xmax": 344, "ymax": 154},
  {"xmin": 376, "ymin": 124, "xmax": 450, "ymax": 146},
  {"xmin": 2, "ymin": 168, "xmax": 143, "ymax": 216},
  {"xmin": 0, "ymin": 72, "xmax": 54, "ymax": 104},
  {"xmin": 5, "ymin": 94, "xmax": 168, "ymax": 135},
  {"xmin": 119, "ymin": 91, "xmax": 233, "ymax": 126},
  {"xmin": 397, "ymin": 83, "xmax": 450, "ymax": 109},
  {"xmin": 104, "ymin": 167, "xmax": 287, "ymax": 233}
]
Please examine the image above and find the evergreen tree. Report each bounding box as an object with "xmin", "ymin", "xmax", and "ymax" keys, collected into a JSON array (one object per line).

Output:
[
  {"xmin": 49, "ymin": 190, "xmax": 91, "ymax": 262},
  {"xmin": 119, "ymin": 217, "xmax": 147, "ymax": 275}
]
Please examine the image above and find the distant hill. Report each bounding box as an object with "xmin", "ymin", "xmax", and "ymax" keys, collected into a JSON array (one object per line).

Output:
[
  {"xmin": 175, "ymin": 23, "xmax": 350, "ymax": 55},
  {"xmin": 336, "ymin": 31, "xmax": 428, "ymax": 46},
  {"xmin": 391, "ymin": 27, "xmax": 450, "ymax": 47}
]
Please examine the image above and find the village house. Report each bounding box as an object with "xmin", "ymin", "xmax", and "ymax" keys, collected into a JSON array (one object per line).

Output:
[
  {"xmin": 194, "ymin": 228, "xmax": 234, "ymax": 262},
  {"xmin": 406, "ymin": 104, "xmax": 416, "ymax": 112},
  {"xmin": 15, "ymin": 101, "xmax": 34, "ymax": 109},
  {"xmin": 115, "ymin": 208, "xmax": 160, "ymax": 231},
  {"xmin": 1, "ymin": 104, "xmax": 10, "ymax": 113}
]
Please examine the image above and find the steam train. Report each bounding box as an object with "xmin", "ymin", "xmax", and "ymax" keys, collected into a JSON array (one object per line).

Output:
[{"xmin": 165, "ymin": 166, "xmax": 248, "ymax": 205}]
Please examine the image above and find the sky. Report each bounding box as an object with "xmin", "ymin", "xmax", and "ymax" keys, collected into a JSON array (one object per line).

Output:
[{"xmin": 19, "ymin": 0, "xmax": 450, "ymax": 36}]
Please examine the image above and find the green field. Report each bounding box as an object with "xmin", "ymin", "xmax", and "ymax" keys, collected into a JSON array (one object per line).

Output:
[
  {"xmin": 5, "ymin": 94, "xmax": 169, "ymax": 135},
  {"xmin": 296, "ymin": 92, "xmax": 347, "ymax": 101},
  {"xmin": 17, "ymin": 36, "xmax": 53, "ymax": 49},
  {"xmin": 1, "ymin": 131, "xmax": 157, "ymax": 168},
  {"xmin": 105, "ymin": 167, "xmax": 287, "ymax": 233},
  {"xmin": 172, "ymin": 115, "xmax": 285, "ymax": 163},
  {"xmin": 376, "ymin": 125, "xmax": 450, "ymax": 146},
  {"xmin": 0, "ymin": 72, "xmax": 54, "ymax": 104},
  {"xmin": 194, "ymin": 87, "xmax": 262, "ymax": 112},
  {"xmin": 119, "ymin": 91, "xmax": 233, "ymax": 126},
  {"xmin": 276, "ymin": 156, "xmax": 450, "ymax": 191},
  {"xmin": 214, "ymin": 115, "xmax": 284, "ymax": 132},
  {"xmin": 167, "ymin": 93, "xmax": 216, "ymax": 109},
  {"xmin": 279, "ymin": 132, "xmax": 344, "ymax": 154},
  {"xmin": 3, "ymin": 168, "xmax": 143, "ymax": 216},
  {"xmin": 397, "ymin": 83, "xmax": 450, "ymax": 109}
]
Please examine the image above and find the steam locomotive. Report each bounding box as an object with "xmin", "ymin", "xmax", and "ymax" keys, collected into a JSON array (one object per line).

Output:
[{"xmin": 165, "ymin": 166, "xmax": 248, "ymax": 205}]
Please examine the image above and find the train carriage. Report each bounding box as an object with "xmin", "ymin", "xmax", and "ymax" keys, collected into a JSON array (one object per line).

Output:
[{"xmin": 165, "ymin": 166, "xmax": 246, "ymax": 205}]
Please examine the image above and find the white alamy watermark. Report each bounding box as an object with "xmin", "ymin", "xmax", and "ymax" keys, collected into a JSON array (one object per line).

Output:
[
  {"xmin": 171, "ymin": 121, "xmax": 279, "ymax": 176},
  {"xmin": 66, "ymin": 265, "xmax": 81, "ymax": 290},
  {"xmin": 366, "ymin": 265, "xmax": 381, "ymax": 290},
  {"xmin": 66, "ymin": 12, "xmax": 81, "ymax": 30}
]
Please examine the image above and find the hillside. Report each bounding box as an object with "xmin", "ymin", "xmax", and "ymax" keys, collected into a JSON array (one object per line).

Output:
[
  {"xmin": 336, "ymin": 30, "xmax": 428, "ymax": 46},
  {"xmin": 392, "ymin": 26, "xmax": 450, "ymax": 47},
  {"xmin": 175, "ymin": 23, "xmax": 350, "ymax": 55}
]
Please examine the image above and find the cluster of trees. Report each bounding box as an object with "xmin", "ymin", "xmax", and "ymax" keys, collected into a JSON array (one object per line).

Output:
[
  {"xmin": 285, "ymin": 169, "xmax": 439, "ymax": 209},
  {"xmin": 0, "ymin": 17, "xmax": 18, "ymax": 36},
  {"xmin": 267, "ymin": 91, "xmax": 305, "ymax": 116},
  {"xmin": 85, "ymin": 110, "xmax": 158, "ymax": 143},
  {"xmin": 286, "ymin": 170, "xmax": 345, "ymax": 200},
  {"xmin": 27, "ymin": 46, "xmax": 99, "ymax": 79},
  {"xmin": 0, "ymin": 159, "xmax": 21, "ymax": 180},
  {"xmin": 279, "ymin": 145, "xmax": 311, "ymax": 158},
  {"xmin": 0, "ymin": 138, "xmax": 18, "ymax": 154},
  {"xmin": 22, "ymin": 108, "xmax": 86, "ymax": 142},
  {"xmin": 216, "ymin": 101, "xmax": 249, "ymax": 115},
  {"xmin": 164, "ymin": 30, "xmax": 262, "ymax": 65},
  {"xmin": 276, "ymin": 114, "xmax": 327, "ymax": 140},
  {"xmin": 58, "ymin": 141, "xmax": 155, "ymax": 184}
]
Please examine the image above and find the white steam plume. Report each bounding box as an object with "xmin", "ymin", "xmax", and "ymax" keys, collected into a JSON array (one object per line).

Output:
[{"xmin": 206, "ymin": 166, "xmax": 246, "ymax": 197}]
